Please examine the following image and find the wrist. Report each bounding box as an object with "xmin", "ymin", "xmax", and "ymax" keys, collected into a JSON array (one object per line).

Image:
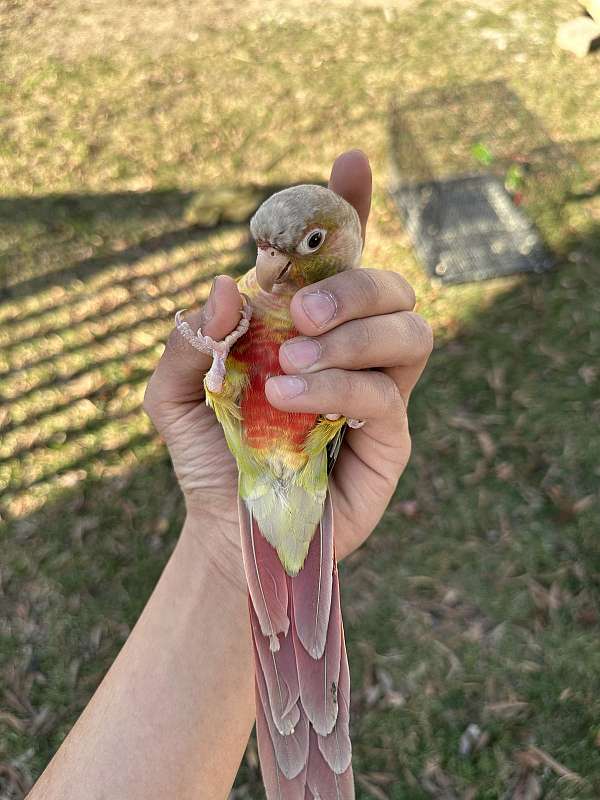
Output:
[{"xmin": 179, "ymin": 511, "xmax": 246, "ymax": 596}]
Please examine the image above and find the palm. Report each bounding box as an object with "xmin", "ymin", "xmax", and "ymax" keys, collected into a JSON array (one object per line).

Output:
[
  {"xmin": 164, "ymin": 398, "xmax": 409, "ymax": 562},
  {"xmin": 158, "ymin": 400, "xmax": 238, "ymax": 531}
]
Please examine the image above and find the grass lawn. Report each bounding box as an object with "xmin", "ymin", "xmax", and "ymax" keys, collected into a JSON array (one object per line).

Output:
[{"xmin": 1, "ymin": 1, "xmax": 599, "ymax": 797}]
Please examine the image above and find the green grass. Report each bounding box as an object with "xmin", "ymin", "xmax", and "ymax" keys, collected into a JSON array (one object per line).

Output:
[{"xmin": 1, "ymin": 1, "xmax": 599, "ymax": 797}]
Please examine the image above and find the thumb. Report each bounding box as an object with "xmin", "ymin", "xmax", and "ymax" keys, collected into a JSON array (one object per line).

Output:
[
  {"xmin": 328, "ymin": 149, "xmax": 372, "ymax": 246},
  {"xmin": 147, "ymin": 274, "xmax": 242, "ymax": 406}
]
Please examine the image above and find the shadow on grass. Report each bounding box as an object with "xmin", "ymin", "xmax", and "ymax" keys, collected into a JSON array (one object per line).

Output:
[
  {"xmin": 1, "ymin": 185, "xmax": 599, "ymax": 797},
  {"xmin": 0, "ymin": 183, "xmax": 302, "ymax": 300}
]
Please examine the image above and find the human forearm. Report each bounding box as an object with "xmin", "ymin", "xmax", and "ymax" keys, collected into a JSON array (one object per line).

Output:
[{"xmin": 29, "ymin": 516, "xmax": 254, "ymax": 800}]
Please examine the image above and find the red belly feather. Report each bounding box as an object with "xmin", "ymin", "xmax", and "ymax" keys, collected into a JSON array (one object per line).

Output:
[{"xmin": 233, "ymin": 318, "xmax": 317, "ymax": 452}]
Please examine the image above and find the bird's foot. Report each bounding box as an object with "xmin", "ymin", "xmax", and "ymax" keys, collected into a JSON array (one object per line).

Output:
[
  {"xmin": 347, "ymin": 418, "xmax": 366, "ymax": 429},
  {"xmin": 325, "ymin": 413, "xmax": 366, "ymax": 429},
  {"xmin": 175, "ymin": 299, "xmax": 252, "ymax": 393}
]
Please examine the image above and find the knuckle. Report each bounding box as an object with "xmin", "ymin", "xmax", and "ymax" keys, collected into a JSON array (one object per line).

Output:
[
  {"xmin": 383, "ymin": 377, "xmax": 405, "ymax": 416},
  {"xmin": 344, "ymin": 268, "xmax": 418, "ymax": 316},
  {"xmin": 338, "ymin": 369, "xmax": 357, "ymax": 400},
  {"xmin": 165, "ymin": 310, "xmax": 203, "ymax": 358},
  {"xmin": 349, "ymin": 268, "xmax": 381, "ymax": 312},
  {"xmin": 392, "ymin": 272, "xmax": 417, "ymax": 309},
  {"xmin": 404, "ymin": 312, "xmax": 434, "ymax": 358},
  {"xmin": 321, "ymin": 369, "xmax": 354, "ymax": 406},
  {"xmin": 380, "ymin": 374, "xmax": 406, "ymax": 419},
  {"xmin": 165, "ymin": 327, "xmax": 186, "ymax": 358},
  {"xmin": 345, "ymin": 316, "xmax": 373, "ymax": 358}
]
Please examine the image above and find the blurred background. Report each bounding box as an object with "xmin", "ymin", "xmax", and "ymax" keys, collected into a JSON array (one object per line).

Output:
[{"xmin": 1, "ymin": 1, "xmax": 599, "ymax": 797}]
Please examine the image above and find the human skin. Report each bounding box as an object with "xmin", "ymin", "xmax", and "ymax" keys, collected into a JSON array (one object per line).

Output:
[{"xmin": 27, "ymin": 151, "xmax": 432, "ymax": 800}]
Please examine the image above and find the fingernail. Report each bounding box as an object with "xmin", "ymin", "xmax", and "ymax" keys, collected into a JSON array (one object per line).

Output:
[
  {"xmin": 325, "ymin": 413, "xmax": 341, "ymax": 420},
  {"xmin": 268, "ymin": 376, "xmax": 307, "ymax": 400},
  {"xmin": 204, "ymin": 280, "xmax": 217, "ymax": 322},
  {"xmin": 281, "ymin": 338, "xmax": 321, "ymax": 370},
  {"xmin": 301, "ymin": 290, "xmax": 336, "ymax": 327}
]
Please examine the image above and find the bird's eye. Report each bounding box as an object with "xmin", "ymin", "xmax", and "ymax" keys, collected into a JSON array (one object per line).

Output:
[
  {"xmin": 308, "ymin": 231, "xmax": 322, "ymax": 248},
  {"xmin": 297, "ymin": 228, "xmax": 327, "ymax": 255}
]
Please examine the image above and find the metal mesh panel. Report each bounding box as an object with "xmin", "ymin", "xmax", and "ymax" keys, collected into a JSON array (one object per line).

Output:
[{"xmin": 389, "ymin": 81, "xmax": 578, "ymax": 284}]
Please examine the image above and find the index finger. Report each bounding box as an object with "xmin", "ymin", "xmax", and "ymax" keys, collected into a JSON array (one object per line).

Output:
[{"xmin": 290, "ymin": 267, "xmax": 416, "ymax": 336}]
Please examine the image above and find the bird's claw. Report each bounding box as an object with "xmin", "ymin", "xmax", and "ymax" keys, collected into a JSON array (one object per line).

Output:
[
  {"xmin": 325, "ymin": 413, "xmax": 366, "ymax": 429},
  {"xmin": 347, "ymin": 417, "xmax": 366, "ymax": 429},
  {"xmin": 175, "ymin": 299, "xmax": 252, "ymax": 393}
]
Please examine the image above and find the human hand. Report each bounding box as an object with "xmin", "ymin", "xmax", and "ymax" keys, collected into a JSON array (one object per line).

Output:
[{"xmin": 143, "ymin": 150, "xmax": 432, "ymax": 586}]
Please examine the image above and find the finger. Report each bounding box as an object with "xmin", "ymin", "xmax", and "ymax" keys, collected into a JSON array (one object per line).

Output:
[
  {"xmin": 386, "ymin": 359, "xmax": 431, "ymax": 407},
  {"xmin": 279, "ymin": 311, "xmax": 432, "ymax": 374},
  {"xmin": 289, "ymin": 268, "xmax": 416, "ymax": 336},
  {"xmin": 265, "ymin": 368, "xmax": 404, "ymax": 422},
  {"xmin": 148, "ymin": 275, "xmax": 242, "ymax": 404},
  {"xmin": 328, "ymin": 149, "xmax": 372, "ymax": 244}
]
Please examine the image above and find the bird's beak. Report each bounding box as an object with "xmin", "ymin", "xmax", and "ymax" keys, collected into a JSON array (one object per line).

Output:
[{"xmin": 255, "ymin": 245, "xmax": 292, "ymax": 292}]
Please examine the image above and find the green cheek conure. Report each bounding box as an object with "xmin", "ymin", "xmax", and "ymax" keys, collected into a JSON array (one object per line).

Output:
[{"xmin": 177, "ymin": 184, "xmax": 363, "ymax": 799}]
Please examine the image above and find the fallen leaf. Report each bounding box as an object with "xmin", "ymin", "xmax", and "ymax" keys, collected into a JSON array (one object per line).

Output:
[
  {"xmin": 364, "ymin": 684, "xmax": 381, "ymax": 706},
  {"xmin": 545, "ymin": 486, "xmax": 596, "ymax": 522},
  {"xmin": 463, "ymin": 458, "xmax": 487, "ymax": 486},
  {"xmin": 421, "ymin": 759, "xmax": 458, "ymax": 799},
  {"xmin": 578, "ymin": 365, "xmax": 597, "ymax": 385},
  {"xmin": 516, "ymin": 746, "xmax": 585, "ymax": 785},
  {"xmin": 0, "ymin": 762, "xmax": 29, "ymax": 794},
  {"xmin": 511, "ymin": 769, "xmax": 542, "ymax": 800},
  {"xmin": 244, "ymin": 737, "xmax": 258, "ymax": 771},
  {"xmin": 363, "ymin": 772, "xmax": 395, "ymax": 786},
  {"xmin": 572, "ymin": 494, "xmax": 595, "ymax": 514},
  {"xmin": 29, "ymin": 705, "xmax": 54, "ymax": 736},
  {"xmin": 89, "ymin": 623, "xmax": 104, "ymax": 651},
  {"xmin": 576, "ymin": 605, "xmax": 598, "ymax": 626},
  {"xmin": 0, "ymin": 711, "xmax": 27, "ymax": 734},
  {"xmin": 477, "ymin": 431, "xmax": 497, "ymax": 460},
  {"xmin": 392, "ymin": 499, "xmax": 419, "ymax": 518},
  {"xmin": 449, "ymin": 414, "xmax": 479, "ymax": 432},
  {"xmin": 357, "ymin": 774, "xmax": 390, "ymax": 800},
  {"xmin": 486, "ymin": 365, "xmax": 506, "ymax": 395},
  {"xmin": 495, "ymin": 461, "xmax": 514, "ymax": 480},
  {"xmin": 484, "ymin": 701, "xmax": 529, "ymax": 719}
]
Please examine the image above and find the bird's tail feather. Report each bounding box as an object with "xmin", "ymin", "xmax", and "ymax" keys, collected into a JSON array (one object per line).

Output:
[{"xmin": 240, "ymin": 493, "xmax": 354, "ymax": 799}]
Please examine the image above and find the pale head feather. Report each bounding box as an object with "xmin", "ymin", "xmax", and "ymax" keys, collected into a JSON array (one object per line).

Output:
[{"xmin": 250, "ymin": 184, "xmax": 362, "ymax": 283}]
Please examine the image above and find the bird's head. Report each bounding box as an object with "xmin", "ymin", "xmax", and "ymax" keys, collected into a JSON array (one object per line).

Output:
[{"xmin": 249, "ymin": 184, "xmax": 362, "ymax": 293}]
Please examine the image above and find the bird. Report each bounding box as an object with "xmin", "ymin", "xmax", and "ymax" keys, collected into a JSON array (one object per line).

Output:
[{"xmin": 176, "ymin": 183, "xmax": 363, "ymax": 799}]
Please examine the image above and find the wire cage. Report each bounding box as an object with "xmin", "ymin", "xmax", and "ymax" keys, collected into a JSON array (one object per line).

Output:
[{"xmin": 389, "ymin": 80, "xmax": 579, "ymax": 285}]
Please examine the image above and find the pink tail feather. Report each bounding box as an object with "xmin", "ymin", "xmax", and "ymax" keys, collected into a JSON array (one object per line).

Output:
[
  {"xmin": 240, "ymin": 498, "xmax": 289, "ymax": 650},
  {"xmin": 291, "ymin": 497, "xmax": 334, "ymax": 659},
  {"xmin": 240, "ymin": 493, "xmax": 354, "ymax": 799},
  {"xmin": 307, "ymin": 728, "xmax": 354, "ymax": 800},
  {"xmin": 255, "ymin": 686, "xmax": 308, "ymax": 800},
  {"xmin": 316, "ymin": 632, "xmax": 352, "ymax": 774},
  {"xmin": 292, "ymin": 574, "xmax": 341, "ymax": 737},
  {"xmin": 254, "ymin": 639, "xmax": 309, "ymax": 780},
  {"xmin": 250, "ymin": 601, "xmax": 301, "ymax": 735}
]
